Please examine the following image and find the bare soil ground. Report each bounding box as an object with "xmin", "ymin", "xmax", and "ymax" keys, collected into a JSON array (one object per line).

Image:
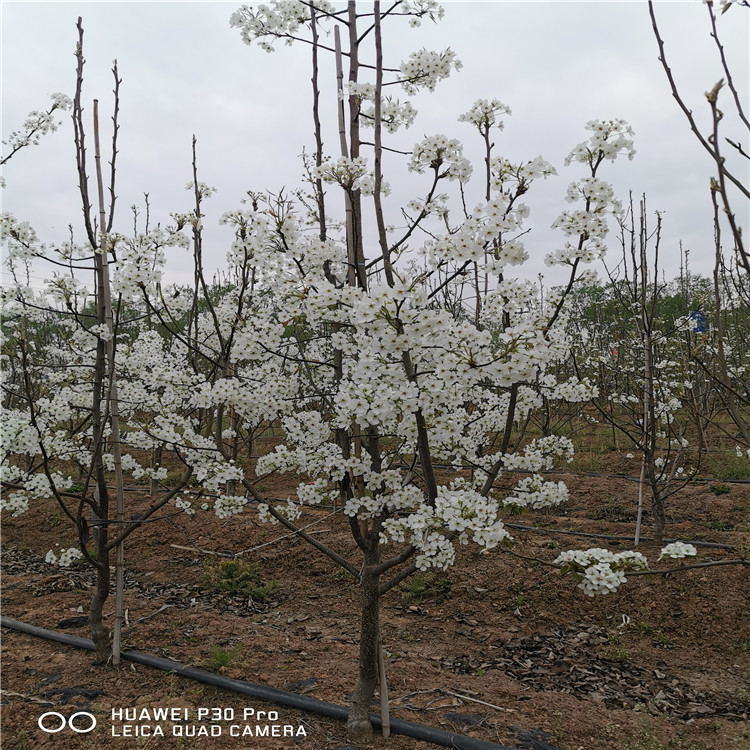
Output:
[{"xmin": 2, "ymin": 464, "xmax": 749, "ymax": 750}]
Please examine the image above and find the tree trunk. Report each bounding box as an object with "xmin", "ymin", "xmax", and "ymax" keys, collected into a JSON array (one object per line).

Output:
[
  {"xmin": 90, "ymin": 508, "xmax": 111, "ymax": 663},
  {"xmin": 347, "ymin": 555, "xmax": 381, "ymax": 743},
  {"xmin": 651, "ymin": 490, "xmax": 666, "ymax": 546},
  {"xmin": 648, "ymin": 454, "xmax": 666, "ymax": 546}
]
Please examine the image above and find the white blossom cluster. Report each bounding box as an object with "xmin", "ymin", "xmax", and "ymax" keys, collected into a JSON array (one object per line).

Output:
[
  {"xmin": 365, "ymin": 96, "xmax": 418, "ymax": 134},
  {"xmin": 405, "ymin": 192, "xmax": 449, "ymax": 220},
  {"xmin": 45, "ymin": 547, "xmax": 83, "ymax": 567},
  {"xmin": 113, "ymin": 225, "xmax": 191, "ymax": 300},
  {"xmin": 214, "ymin": 494, "xmax": 248, "ymax": 519},
  {"xmin": 399, "ymin": 48, "xmax": 462, "ymax": 94},
  {"xmin": 186, "ymin": 180, "xmax": 217, "ymax": 199},
  {"xmin": 257, "ymin": 499, "xmax": 303, "ymax": 525},
  {"xmin": 297, "ymin": 478, "xmax": 339, "ymax": 506},
  {"xmin": 230, "ymin": 1, "xmax": 336, "ymax": 52},
  {"xmin": 313, "ymin": 156, "xmax": 382, "ymax": 193},
  {"xmin": 658, "ymin": 542, "xmax": 697, "ymax": 561},
  {"xmin": 502, "ymin": 476, "xmax": 569, "ymax": 510},
  {"xmin": 502, "ymin": 435, "xmax": 575, "ymax": 473},
  {"xmin": 175, "ymin": 496, "xmax": 196, "ymax": 516},
  {"xmin": 556, "ymin": 543, "xmax": 703, "ymax": 596},
  {"xmin": 408, "ymin": 135, "xmax": 472, "ymax": 181},
  {"xmin": 555, "ymin": 547, "xmax": 649, "ymax": 596},
  {"xmin": 545, "ymin": 120, "xmax": 634, "ymax": 267},
  {"xmin": 1, "ymin": 213, "xmax": 43, "ymax": 262},
  {"xmin": 575, "ymin": 561, "xmax": 626, "ymax": 596},
  {"xmin": 2, "ymin": 410, "xmax": 42, "ymax": 457},
  {"xmin": 382, "ymin": 486, "xmax": 512, "ymax": 570},
  {"xmin": 1, "ymin": 488, "xmax": 31, "ymax": 516},
  {"xmin": 344, "ymin": 83, "xmax": 419, "ymax": 134},
  {"xmin": 544, "ymin": 376, "xmax": 598, "ymax": 401},
  {"xmin": 2, "ymin": 93, "xmax": 72, "ymax": 161},
  {"xmin": 44, "ymin": 273, "xmax": 89, "ymax": 308},
  {"xmin": 489, "ymin": 156, "xmax": 557, "ymax": 193},
  {"xmin": 0, "ymin": 443, "xmax": 74, "ymax": 515},
  {"xmin": 564, "ymin": 176, "xmax": 621, "ymax": 213},
  {"xmin": 399, "ymin": 0, "xmax": 445, "ymax": 27},
  {"xmin": 458, "ymin": 98, "xmax": 512, "ymax": 132},
  {"xmin": 564, "ymin": 119, "xmax": 636, "ymax": 167}
]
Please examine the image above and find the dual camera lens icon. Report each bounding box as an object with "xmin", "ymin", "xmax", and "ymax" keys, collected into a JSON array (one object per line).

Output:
[{"xmin": 38, "ymin": 711, "xmax": 97, "ymax": 733}]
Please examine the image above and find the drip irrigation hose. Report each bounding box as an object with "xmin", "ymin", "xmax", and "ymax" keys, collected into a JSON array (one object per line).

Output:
[
  {"xmin": 503, "ymin": 524, "xmax": 735, "ymax": 550},
  {"xmin": 1, "ymin": 616, "xmax": 530, "ymax": 750}
]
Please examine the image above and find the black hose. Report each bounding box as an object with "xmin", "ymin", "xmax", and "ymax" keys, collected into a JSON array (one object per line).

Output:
[
  {"xmin": 503, "ymin": 524, "xmax": 735, "ymax": 549},
  {"xmin": 1, "ymin": 616, "xmax": 524, "ymax": 750}
]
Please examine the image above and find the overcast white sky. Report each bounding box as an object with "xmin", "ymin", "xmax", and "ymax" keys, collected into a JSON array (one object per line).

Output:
[{"xmin": 2, "ymin": 1, "xmax": 748, "ymax": 292}]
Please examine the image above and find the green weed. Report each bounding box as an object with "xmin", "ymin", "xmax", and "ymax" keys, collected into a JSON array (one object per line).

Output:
[
  {"xmin": 510, "ymin": 584, "xmax": 526, "ymax": 608},
  {"xmin": 708, "ymin": 520, "xmax": 733, "ymax": 531},
  {"xmin": 399, "ymin": 572, "xmax": 451, "ymax": 604},
  {"xmin": 652, "ymin": 634, "xmax": 675, "ymax": 649},
  {"xmin": 605, "ymin": 646, "xmax": 629, "ymax": 662},
  {"xmin": 200, "ymin": 558, "xmax": 281, "ymax": 602},
  {"xmin": 205, "ymin": 643, "xmax": 242, "ymax": 671},
  {"xmin": 710, "ymin": 483, "xmax": 732, "ymax": 496}
]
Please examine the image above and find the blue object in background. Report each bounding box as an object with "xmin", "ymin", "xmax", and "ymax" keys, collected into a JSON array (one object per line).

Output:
[{"xmin": 690, "ymin": 311, "xmax": 706, "ymax": 333}]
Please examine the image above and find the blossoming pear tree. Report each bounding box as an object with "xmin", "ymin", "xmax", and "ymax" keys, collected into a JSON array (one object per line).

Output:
[
  {"xmin": 569, "ymin": 196, "xmax": 698, "ymax": 546},
  {"xmin": 215, "ymin": 0, "xmax": 635, "ymax": 739},
  {"xmin": 1, "ymin": 20, "xmax": 200, "ymax": 663}
]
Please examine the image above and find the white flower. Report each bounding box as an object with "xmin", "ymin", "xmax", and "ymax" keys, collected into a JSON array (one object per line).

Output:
[
  {"xmin": 186, "ymin": 181, "xmax": 216, "ymax": 199},
  {"xmin": 658, "ymin": 542, "xmax": 697, "ymax": 561},
  {"xmin": 399, "ymin": 48, "xmax": 461, "ymax": 94},
  {"xmin": 408, "ymin": 134, "xmax": 472, "ymax": 182},
  {"xmin": 564, "ymin": 119, "xmax": 635, "ymax": 166},
  {"xmin": 458, "ymin": 98, "xmax": 512, "ymax": 132},
  {"xmin": 555, "ymin": 547, "xmax": 648, "ymax": 596},
  {"xmin": 45, "ymin": 547, "xmax": 83, "ymax": 567}
]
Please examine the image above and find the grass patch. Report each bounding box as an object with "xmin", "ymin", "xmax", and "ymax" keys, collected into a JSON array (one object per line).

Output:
[
  {"xmin": 200, "ymin": 558, "xmax": 282, "ymax": 602},
  {"xmin": 205, "ymin": 643, "xmax": 242, "ymax": 671},
  {"xmin": 399, "ymin": 572, "xmax": 451, "ymax": 604},
  {"xmin": 701, "ymin": 453, "xmax": 749, "ymax": 481},
  {"xmin": 569, "ymin": 451, "xmax": 612, "ymax": 474},
  {"xmin": 652, "ymin": 634, "xmax": 675, "ymax": 649},
  {"xmin": 709, "ymin": 483, "xmax": 732, "ymax": 496},
  {"xmin": 604, "ymin": 646, "xmax": 629, "ymax": 663},
  {"xmin": 708, "ymin": 520, "xmax": 734, "ymax": 531}
]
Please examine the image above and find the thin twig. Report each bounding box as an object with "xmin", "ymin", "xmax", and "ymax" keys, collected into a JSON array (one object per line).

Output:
[
  {"xmin": 439, "ymin": 689, "xmax": 517, "ymax": 713},
  {"xmin": 169, "ymin": 544, "xmax": 234, "ymax": 558}
]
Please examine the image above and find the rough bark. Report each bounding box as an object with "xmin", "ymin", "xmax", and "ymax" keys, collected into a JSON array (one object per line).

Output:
[
  {"xmin": 347, "ymin": 551, "xmax": 381, "ymax": 743},
  {"xmin": 89, "ymin": 549, "xmax": 111, "ymax": 664}
]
